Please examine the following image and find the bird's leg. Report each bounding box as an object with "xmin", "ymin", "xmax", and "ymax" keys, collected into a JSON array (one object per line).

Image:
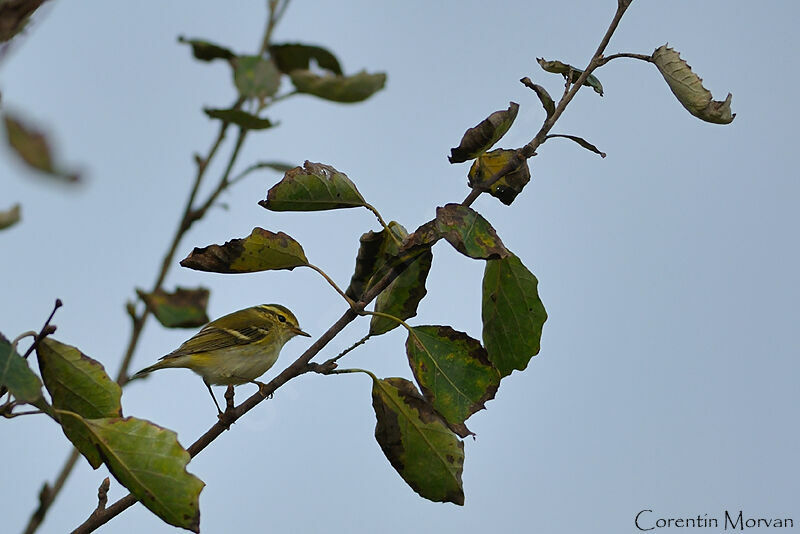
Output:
[
  {"xmin": 203, "ymin": 379, "xmax": 223, "ymax": 415},
  {"xmin": 224, "ymin": 385, "xmax": 235, "ymax": 411}
]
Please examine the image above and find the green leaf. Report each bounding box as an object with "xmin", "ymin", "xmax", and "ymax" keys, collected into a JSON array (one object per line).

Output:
[
  {"xmin": 233, "ymin": 56, "xmax": 281, "ymax": 100},
  {"xmin": 0, "ymin": 0, "xmax": 47, "ymax": 43},
  {"xmin": 448, "ymin": 102, "xmax": 519, "ymax": 163},
  {"xmin": 269, "ymin": 43, "xmax": 343, "ymax": 75},
  {"xmin": 435, "ymin": 204, "xmax": 509, "ymax": 260},
  {"xmin": 3, "ymin": 113, "xmax": 80, "ymax": 183},
  {"xmin": 467, "ymin": 148, "xmax": 531, "ymax": 205},
  {"xmin": 0, "ymin": 332, "xmax": 42, "ymax": 403},
  {"xmin": 547, "ymin": 134, "xmax": 606, "ymax": 158},
  {"xmin": 203, "ymin": 108, "xmax": 277, "ymax": 130},
  {"xmin": 652, "ymin": 45, "xmax": 735, "ymax": 124},
  {"xmin": 406, "ymin": 326, "xmax": 500, "ymax": 437},
  {"xmin": 482, "ymin": 254, "xmax": 547, "ymax": 377},
  {"xmin": 37, "ymin": 338, "xmax": 123, "ymax": 467},
  {"xmin": 0, "ymin": 203, "xmax": 21, "ymax": 230},
  {"xmin": 136, "ymin": 287, "xmax": 210, "ymax": 329},
  {"xmin": 259, "ymin": 160, "xmax": 367, "ymax": 211},
  {"xmin": 537, "ymin": 58, "xmax": 603, "ymax": 96},
  {"xmin": 58, "ymin": 414, "xmax": 204, "ymax": 533},
  {"xmin": 371, "ymin": 376, "xmax": 464, "ymax": 505},
  {"xmin": 289, "ymin": 70, "xmax": 386, "ymax": 103},
  {"xmin": 367, "ymin": 223, "xmax": 433, "ymax": 336},
  {"xmin": 180, "ymin": 227, "xmax": 309, "ymax": 273},
  {"xmin": 177, "ymin": 36, "xmax": 235, "ymax": 62}
]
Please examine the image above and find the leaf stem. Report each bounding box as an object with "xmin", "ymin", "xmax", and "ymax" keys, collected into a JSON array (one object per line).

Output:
[
  {"xmin": 363, "ymin": 203, "xmax": 401, "ymax": 245},
  {"xmin": 306, "ymin": 264, "xmax": 355, "ymax": 307},
  {"xmin": 597, "ymin": 52, "xmax": 652, "ymax": 66}
]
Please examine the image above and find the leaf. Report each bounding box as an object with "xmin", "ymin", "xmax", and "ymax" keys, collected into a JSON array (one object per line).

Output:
[
  {"xmin": 136, "ymin": 287, "xmax": 210, "ymax": 329},
  {"xmin": 289, "ymin": 70, "xmax": 386, "ymax": 103},
  {"xmin": 371, "ymin": 376, "xmax": 465, "ymax": 505},
  {"xmin": 177, "ymin": 36, "xmax": 235, "ymax": 62},
  {"xmin": 58, "ymin": 414, "xmax": 204, "ymax": 532},
  {"xmin": 37, "ymin": 338, "xmax": 123, "ymax": 468},
  {"xmin": 435, "ymin": 204, "xmax": 509, "ymax": 260},
  {"xmin": 448, "ymin": 102, "xmax": 519, "ymax": 164},
  {"xmin": 520, "ymin": 77, "xmax": 555, "ymax": 118},
  {"xmin": 345, "ymin": 222, "xmax": 431, "ymax": 334},
  {"xmin": 259, "ymin": 160, "xmax": 367, "ymax": 211},
  {"xmin": 180, "ymin": 227, "xmax": 309, "ymax": 273},
  {"xmin": 0, "ymin": 332, "xmax": 42, "ymax": 403},
  {"xmin": 269, "ymin": 43, "xmax": 343, "ymax": 75},
  {"xmin": 0, "ymin": 0, "xmax": 46, "ymax": 43},
  {"xmin": 406, "ymin": 326, "xmax": 500, "ymax": 437},
  {"xmin": 233, "ymin": 55, "xmax": 281, "ymax": 100},
  {"xmin": 203, "ymin": 108, "xmax": 276, "ymax": 130},
  {"xmin": 346, "ymin": 230, "xmax": 387, "ymax": 300},
  {"xmin": 482, "ymin": 254, "xmax": 547, "ymax": 377},
  {"xmin": 3, "ymin": 114, "xmax": 80, "ymax": 183},
  {"xmin": 652, "ymin": 45, "xmax": 735, "ymax": 124},
  {"xmin": 367, "ymin": 223, "xmax": 433, "ymax": 336},
  {"xmin": 537, "ymin": 58, "xmax": 603, "ymax": 96},
  {"xmin": 467, "ymin": 148, "xmax": 531, "ymax": 205},
  {"xmin": 0, "ymin": 203, "xmax": 21, "ymax": 230},
  {"xmin": 547, "ymin": 134, "xmax": 606, "ymax": 158}
]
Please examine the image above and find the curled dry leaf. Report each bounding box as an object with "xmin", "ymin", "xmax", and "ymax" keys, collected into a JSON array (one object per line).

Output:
[
  {"xmin": 448, "ymin": 102, "xmax": 519, "ymax": 164},
  {"xmin": 3, "ymin": 114, "xmax": 80, "ymax": 183},
  {"xmin": 0, "ymin": 203, "xmax": 21, "ymax": 230},
  {"xmin": 537, "ymin": 58, "xmax": 603, "ymax": 96},
  {"xmin": 652, "ymin": 45, "xmax": 735, "ymax": 124}
]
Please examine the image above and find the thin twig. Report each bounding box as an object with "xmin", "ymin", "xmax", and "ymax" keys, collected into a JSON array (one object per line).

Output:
[
  {"xmin": 308, "ymin": 332, "xmax": 372, "ymax": 374},
  {"xmin": 597, "ymin": 52, "xmax": 652, "ymax": 66}
]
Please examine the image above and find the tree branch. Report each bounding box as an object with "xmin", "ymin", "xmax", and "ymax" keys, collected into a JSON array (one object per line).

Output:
[{"xmin": 69, "ymin": 3, "xmax": 635, "ymax": 532}]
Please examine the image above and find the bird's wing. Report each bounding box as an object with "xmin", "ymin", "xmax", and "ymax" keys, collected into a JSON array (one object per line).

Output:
[{"xmin": 160, "ymin": 325, "xmax": 270, "ymax": 359}]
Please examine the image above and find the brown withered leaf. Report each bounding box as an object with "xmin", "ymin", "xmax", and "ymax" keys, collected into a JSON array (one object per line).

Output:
[
  {"xmin": 449, "ymin": 102, "xmax": 519, "ymax": 163},
  {"xmin": 136, "ymin": 287, "xmax": 210, "ymax": 328},
  {"xmin": 180, "ymin": 228, "xmax": 309, "ymax": 273}
]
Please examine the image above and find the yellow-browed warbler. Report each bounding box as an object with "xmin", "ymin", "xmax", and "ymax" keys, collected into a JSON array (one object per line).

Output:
[{"xmin": 134, "ymin": 304, "xmax": 310, "ymax": 413}]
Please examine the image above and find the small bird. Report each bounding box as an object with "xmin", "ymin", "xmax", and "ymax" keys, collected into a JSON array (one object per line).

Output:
[{"xmin": 133, "ymin": 304, "xmax": 310, "ymax": 414}]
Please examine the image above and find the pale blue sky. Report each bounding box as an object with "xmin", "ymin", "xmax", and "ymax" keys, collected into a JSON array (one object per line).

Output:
[{"xmin": 2, "ymin": 1, "xmax": 798, "ymax": 533}]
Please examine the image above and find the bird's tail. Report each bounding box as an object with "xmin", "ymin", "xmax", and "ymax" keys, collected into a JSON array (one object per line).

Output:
[{"xmin": 130, "ymin": 360, "xmax": 170, "ymax": 381}]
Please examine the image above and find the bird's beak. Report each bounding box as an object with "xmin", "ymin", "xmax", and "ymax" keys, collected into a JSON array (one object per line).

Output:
[{"xmin": 292, "ymin": 326, "xmax": 311, "ymax": 337}]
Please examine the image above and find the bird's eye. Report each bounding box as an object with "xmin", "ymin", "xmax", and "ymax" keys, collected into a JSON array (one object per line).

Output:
[{"xmin": 277, "ymin": 315, "xmax": 286, "ymax": 323}]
